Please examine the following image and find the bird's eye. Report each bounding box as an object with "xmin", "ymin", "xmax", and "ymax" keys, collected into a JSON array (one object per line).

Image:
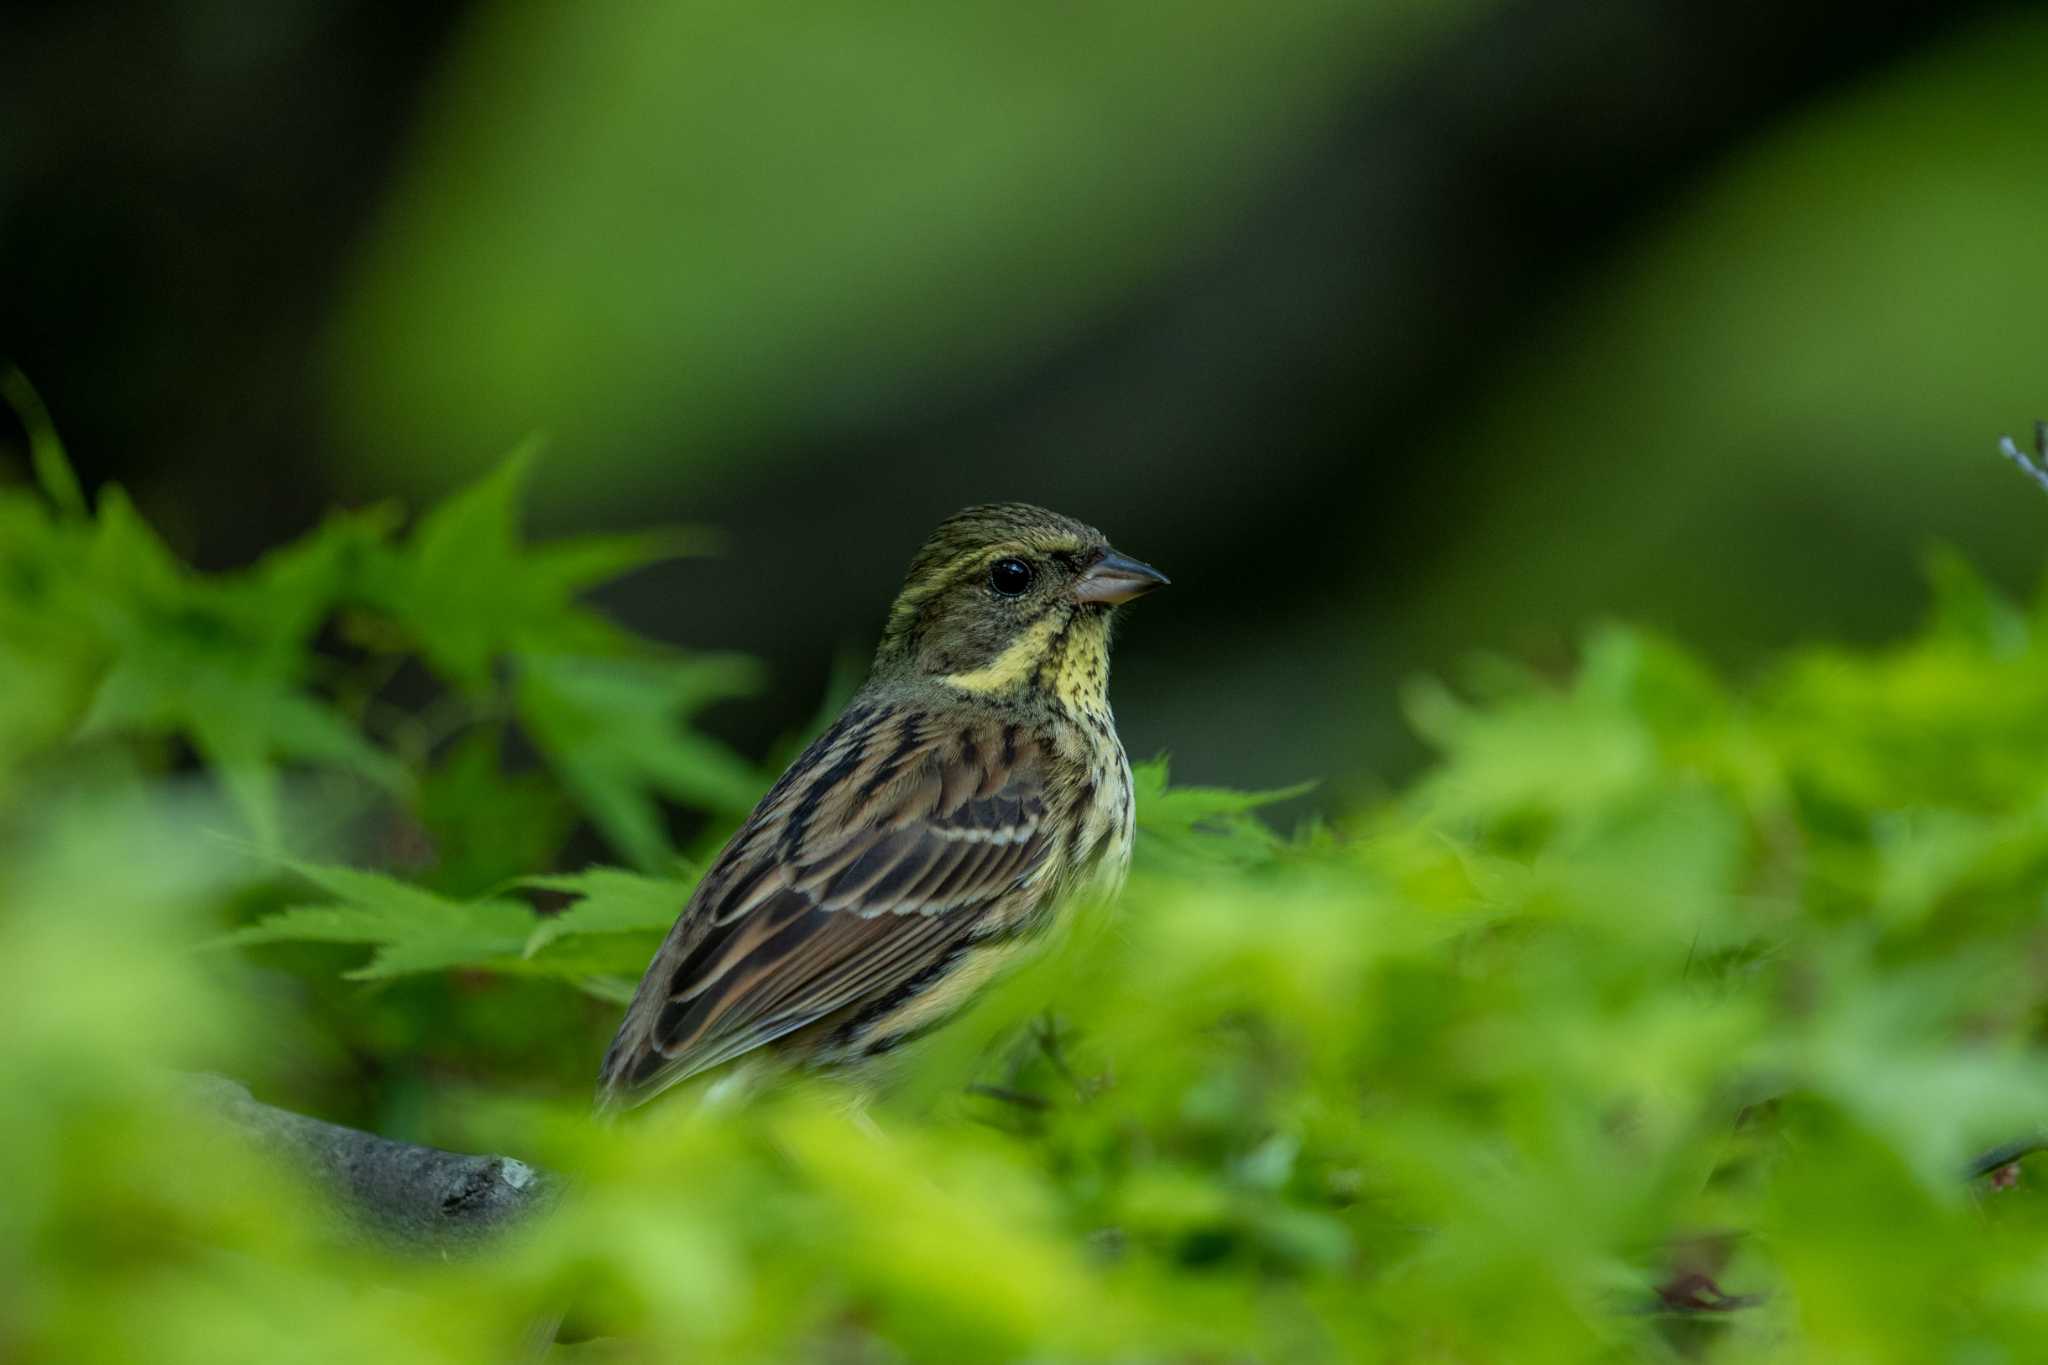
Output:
[{"xmin": 988, "ymin": 557, "xmax": 1035, "ymax": 597}]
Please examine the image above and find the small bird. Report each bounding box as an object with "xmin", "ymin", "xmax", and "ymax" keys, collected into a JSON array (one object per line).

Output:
[{"xmin": 598, "ymin": 503, "xmax": 1167, "ymax": 1108}]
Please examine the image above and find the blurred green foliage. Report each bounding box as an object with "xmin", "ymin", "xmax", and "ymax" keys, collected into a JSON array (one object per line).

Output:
[
  {"xmin": 1411, "ymin": 11, "xmax": 2048, "ymax": 660},
  {"xmin": 6, "ymin": 429, "xmax": 2048, "ymax": 1362},
  {"xmin": 305, "ymin": 6, "xmax": 2048, "ymax": 814},
  {"xmin": 330, "ymin": 0, "xmax": 1478, "ymax": 501}
]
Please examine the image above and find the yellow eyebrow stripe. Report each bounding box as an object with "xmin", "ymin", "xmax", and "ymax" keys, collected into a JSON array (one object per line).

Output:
[{"xmin": 884, "ymin": 549, "xmax": 1000, "ymax": 634}]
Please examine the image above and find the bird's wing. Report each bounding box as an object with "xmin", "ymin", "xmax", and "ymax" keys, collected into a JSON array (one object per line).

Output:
[{"xmin": 598, "ymin": 702, "xmax": 1055, "ymax": 1106}]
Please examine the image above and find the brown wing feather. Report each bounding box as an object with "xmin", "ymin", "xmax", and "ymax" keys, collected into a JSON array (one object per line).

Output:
[{"xmin": 598, "ymin": 703, "xmax": 1053, "ymax": 1106}]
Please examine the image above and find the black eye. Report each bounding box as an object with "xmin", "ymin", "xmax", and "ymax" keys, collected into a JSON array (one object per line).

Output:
[{"xmin": 988, "ymin": 557, "xmax": 1035, "ymax": 597}]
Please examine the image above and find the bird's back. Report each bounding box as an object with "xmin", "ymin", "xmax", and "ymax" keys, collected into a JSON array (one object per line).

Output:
[{"xmin": 597, "ymin": 677, "xmax": 1131, "ymax": 1108}]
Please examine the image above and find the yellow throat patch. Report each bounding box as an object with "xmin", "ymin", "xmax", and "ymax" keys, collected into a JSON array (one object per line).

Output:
[{"xmin": 941, "ymin": 611, "xmax": 1112, "ymax": 714}]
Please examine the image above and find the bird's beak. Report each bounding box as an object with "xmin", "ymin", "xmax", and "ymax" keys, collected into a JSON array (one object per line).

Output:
[{"xmin": 1072, "ymin": 549, "xmax": 1170, "ymax": 605}]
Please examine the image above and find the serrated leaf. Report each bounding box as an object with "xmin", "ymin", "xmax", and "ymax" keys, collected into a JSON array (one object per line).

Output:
[
  {"xmin": 527, "ymin": 528, "xmax": 722, "ymax": 595},
  {"xmin": 217, "ymin": 859, "xmax": 534, "ymax": 979},
  {"xmin": 219, "ymin": 903, "xmax": 533, "ymax": 980},
  {"xmin": 1134, "ymin": 759, "xmax": 1316, "ymax": 830},
  {"xmin": 1132, "ymin": 756, "xmax": 1314, "ymax": 867},
  {"xmin": 413, "ymin": 727, "xmax": 576, "ymax": 896},
  {"xmin": 363, "ymin": 445, "xmax": 715, "ymax": 692},
  {"xmin": 86, "ymin": 485, "xmax": 187, "ymax": 599},
  {"xmin": 502, "ymin": 935, "xmax": 667, "ymax": 978},
  {"xmin": 519, "ymin": 866, "xmax": 694, "ymax": 956},
  {"xmin": 216, "ymin": 903, "xmax": 415, "ymax": 947},
  {"xmin": 85, "ymin": 654, "xmax": 407, "ymax": 845},
  {"xmin": 1, "ymin": 366, "xmax": 85, "ymax": 518},
  {"xmin": 71, "ymin": 507, "xmax": 411, "ymax": 842},
  {"xmin": 516, "ymin": 651, "xmax": 764, "ymax": 869}
]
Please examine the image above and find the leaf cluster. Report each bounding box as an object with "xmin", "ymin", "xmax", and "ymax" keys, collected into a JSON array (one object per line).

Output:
[
  {"xmin": 0, "ymin": 403, "xmax": 755, "ymax": 871},
  {"xmin": 7, "ymin": 414, "xmax": 2048, "ymax": 1361}
]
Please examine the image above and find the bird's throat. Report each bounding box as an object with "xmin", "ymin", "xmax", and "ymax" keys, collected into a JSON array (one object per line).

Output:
[{"xmin": 940, "ymin": 609, "xmax": 1113, "ymax": 716}]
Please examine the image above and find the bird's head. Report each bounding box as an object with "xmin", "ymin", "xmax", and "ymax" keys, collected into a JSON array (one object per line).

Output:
[{"xmin": 872, "ymin": 502, "xmax": 1167, "ymax": 710}]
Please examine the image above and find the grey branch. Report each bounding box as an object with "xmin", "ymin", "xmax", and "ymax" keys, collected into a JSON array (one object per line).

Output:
[
  {"xmin": 184, "ymin": 1073, "xmax": 558, "ymax": 1252},
  {"xmin": 1997, "ymin": 420, "xmax": 2048, "ymax": 496},
  {"xmin": 181, "ymin": 1066, "xmax": 2048, "ymax": 1285},
  {"xmin": 1967, "ymin": 1131, "xmax": 2048, "ymax": 1182}
]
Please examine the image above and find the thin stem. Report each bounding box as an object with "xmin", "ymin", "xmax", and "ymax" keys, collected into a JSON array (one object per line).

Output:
[
  {"xmin": 1966, "ymin": 1132, "xmax": 2048, "ymax": 1181},
  {"xmin": 1996, "ymin": 420, "xmax": 2048, "ymax": 497}
]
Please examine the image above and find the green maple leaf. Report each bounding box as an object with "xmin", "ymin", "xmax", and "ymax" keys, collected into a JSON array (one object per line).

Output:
[
  {"xmin": 75, "ymin": 492, "xmax": 405, "ymax": 844},
  {"xmin": 218, "ymin": 860, "xmax": 533, "ymax": 979},
  {"xmin": 1132, "ymin": 756, "xmax": 1314, "ymax": 867},
  {"xmin": 519, "ymin": 865, "xmax": 696, "ymax": 957},
  {"xmin": 516, "ymin": 651, "xmax": 763, "ymax": 870},
  {"xmin": 411, "ymin": 727, "xmax": 577, "ymax": 896},
  {"xmin": 360, "ymin": 444, "xmax": 717, "ymax": 693}
]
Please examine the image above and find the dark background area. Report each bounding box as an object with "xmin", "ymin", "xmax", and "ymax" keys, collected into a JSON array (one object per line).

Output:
[{"xmin": 5, "ymin": 0, "xmax": 2043, "ymax": 810}]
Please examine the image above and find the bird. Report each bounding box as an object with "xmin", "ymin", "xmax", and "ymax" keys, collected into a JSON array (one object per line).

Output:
[{"xmin": 597, "ymin": 503, "xmax": 1167, "ymax": 1109}]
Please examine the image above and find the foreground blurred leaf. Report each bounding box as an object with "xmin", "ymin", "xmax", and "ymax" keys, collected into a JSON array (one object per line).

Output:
[{"xmin": 1, "ymin": 365, "xmax": 85, "ymax": 518}]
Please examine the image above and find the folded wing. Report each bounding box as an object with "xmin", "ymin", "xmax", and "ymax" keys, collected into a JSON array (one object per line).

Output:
[{"xmin": 598, "ymin": 704, "xmax": 1052, "ymax": 1106}]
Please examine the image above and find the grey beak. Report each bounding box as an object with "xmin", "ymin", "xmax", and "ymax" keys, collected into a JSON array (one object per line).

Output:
[{"xmin": 1072, "ymin": 549, "xmax": 1169, "ymax": 606}]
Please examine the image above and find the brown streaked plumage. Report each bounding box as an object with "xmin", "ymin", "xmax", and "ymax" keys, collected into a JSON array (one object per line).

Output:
[{"xmin": 598, "ymin": 503, "xmax": 1166, "ymax": 1108}]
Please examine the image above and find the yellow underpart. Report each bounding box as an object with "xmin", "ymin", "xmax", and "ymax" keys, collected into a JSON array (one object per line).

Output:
[{"xmin": 1049, "ymin": 616, "xmax": 1112, "ymax": 714}]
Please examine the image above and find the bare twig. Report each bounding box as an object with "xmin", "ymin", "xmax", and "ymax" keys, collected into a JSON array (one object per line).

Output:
[
  {"xmin": 1966, "ymin": 1131, "xmax": 2048, "ymax": 1183},
  {"xmin": 1653, "ymin": 1271, "xmax": 1768, "ymax": 1315},
  {"xmin": 183, "ymin": 1073, "xmax": 556, "ymax": 1252},
  {"xmin": 966, "ymin": 1083, "xmax": 1051, "ymax": 1112},
  {"xmin": 1996, "ymin": 420, "xmax": 2048, "ymax": 497}
]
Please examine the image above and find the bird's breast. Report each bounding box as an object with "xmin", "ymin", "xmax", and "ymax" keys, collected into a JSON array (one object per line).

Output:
[{"xmin": 1043, "ymin": 704, "xmax": 1134, "ymax": 904}]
